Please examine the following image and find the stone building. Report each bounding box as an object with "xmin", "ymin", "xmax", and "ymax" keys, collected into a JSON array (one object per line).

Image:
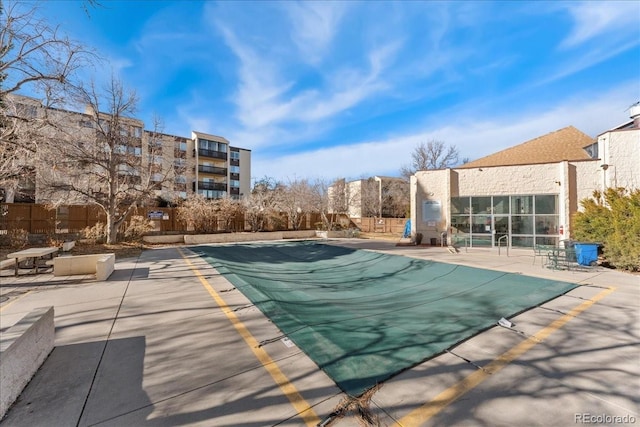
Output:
[{"xmin": 410, "ymin": 105, "xmax": 640, "ymax": 248}]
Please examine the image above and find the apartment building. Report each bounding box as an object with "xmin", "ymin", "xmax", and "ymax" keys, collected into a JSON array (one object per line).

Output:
[
  {"xmin": 329, "ymin": 176, "xmax": 409, "ymax": 219},
  {"xmin": 192, "ymin": 131, "xmax": 251, "ymax": 200},
  {"xmin": 2, "ymin": 94, "xmax": 251, "ymax": 204}
]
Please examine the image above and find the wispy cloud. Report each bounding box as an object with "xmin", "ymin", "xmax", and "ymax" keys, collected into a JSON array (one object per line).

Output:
[
  {"xmin": 216, "ymin": 18, "xmax": 401, "ymax": 149},
  {"xmin": 560, "ymin": 2, "xmax": 640, "ymax": 48},
  {"xmin": 285, "ymin": 2, "xmax": 350, "ymax": 65},
  {"xmin": 39, "ymin": 1, "xmax": 636, "ymax": 184},
  {"xmin": 252, "ymin": 82, "xmax": 636, "ymax": 182}
]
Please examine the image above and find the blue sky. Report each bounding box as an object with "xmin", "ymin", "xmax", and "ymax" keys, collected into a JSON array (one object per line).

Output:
[{"xmin": 33, "ymin": 1, "xmax": 640, "ymax": 183}]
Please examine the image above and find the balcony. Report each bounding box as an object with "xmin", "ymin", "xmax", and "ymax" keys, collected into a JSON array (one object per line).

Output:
[
  {"xmin": 197, "ymin": 148, "xmax": 227, "ymax": 160},
  {"xmin": 198, "ymin": 165, "xmax": 227, "ymax": 175},
  {"xmin": 195, "ymin": 181, "xmax": 227, "ymax": 191}
]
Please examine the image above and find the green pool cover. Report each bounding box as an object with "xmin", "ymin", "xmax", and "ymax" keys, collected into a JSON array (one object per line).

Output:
[{"xmin": 191, "ymin": 241, "xmax": 578, "ymax": 396}]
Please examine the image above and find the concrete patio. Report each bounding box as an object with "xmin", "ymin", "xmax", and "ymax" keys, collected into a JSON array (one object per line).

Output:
[{"xmin": 0, "ymin": 239, "xmax": 638, "ymax": 426}]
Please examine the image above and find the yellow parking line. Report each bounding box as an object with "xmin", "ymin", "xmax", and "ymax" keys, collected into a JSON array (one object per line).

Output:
[
  {"xmin": 0, "ymin": 290, "xmax": 31, "ymax": 312},
  {"xmin": 178, "ymin": 248, "xmax": 320, "ymax": 427},
  {"xmin": 397, "ymin": 286, "xmax": 616, "ymax": 427}
]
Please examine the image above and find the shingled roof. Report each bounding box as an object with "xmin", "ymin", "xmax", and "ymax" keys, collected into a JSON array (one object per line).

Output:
[{"xmin": 458, "ymin": 126, "xmax": 595, "ymax": 169}]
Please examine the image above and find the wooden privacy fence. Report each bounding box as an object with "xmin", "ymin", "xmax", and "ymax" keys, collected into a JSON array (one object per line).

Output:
[
  {"xmin": 0, "ymin": 203, "xmax": 190, "ymax": 235},
  {"xmin": 0, "ymin": 203, "xmax": 324, "ymax": 235},
  {"xmin": 355, "ymin": 217, "xmax": 408, "ymax": 234}
]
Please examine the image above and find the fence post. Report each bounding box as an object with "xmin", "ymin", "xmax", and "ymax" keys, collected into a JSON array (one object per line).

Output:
[{"xmin": 29, "ymin": 204, "xmax": 33, "ymax": 234}]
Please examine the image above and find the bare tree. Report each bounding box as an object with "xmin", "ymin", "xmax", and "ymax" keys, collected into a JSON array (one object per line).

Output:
[
  {"xmin": 215, "ymin": 196, "xmax": 243, "ymax": 231},
  {"xmin": 307, "ymin": 178, "xmax": 331, "ymax": 230},
  {"xmin": 312, "ymin": 178, "xmax": 353, "ymax": 230},
  {"xmin": 242, "ymin": 176, "xmax": 281, "ymax": 232},
  {"xmin": 38, "ymin": 76, "xmax": 179, "ymax": 244},
  {"xmin": 275, "ymin": 178, "xmax": 314, "ymax": 230},
  {"xmin": 400, "ymin": 140, "xmax": 459, "ymax": 179},
  {"xmin": 381, "ymin": 178, "xmax": 409, "ymax": 217},
  {"xmin": 0, "ymin": 1, "xmax": 95, "ymax": 199},
  {"xmin": 359, "ymin": 177, "xmax": 380, "ymax": 218},
  {"xmin": 176, "ymin": 194, "xmax": 219, "ymax": 233},
  {"xmin": 177, "ymin": 194, "xmax": 241, "ymax": 233}
]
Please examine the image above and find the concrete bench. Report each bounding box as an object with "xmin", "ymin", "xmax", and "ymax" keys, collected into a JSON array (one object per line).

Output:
[
  {"xmin": 0, "ymin": 306, "xmax": 55, "ymax": 418},
  {"xmin": 61, "ymin": 240, "xmax": 76, "ymax": 252},
  {"xmin": 0, "ymin": 257, "xmax": 41, "ymax": 271},
  {"xmin": 0, "ymin": 258, "xmax": 16, "ymax": 270},
  {"xmin": 53, "ymin": 253, "xmax": 115, "ymax": 280}
]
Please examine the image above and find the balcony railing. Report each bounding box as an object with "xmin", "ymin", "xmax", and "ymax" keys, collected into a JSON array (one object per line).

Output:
[
  {"xmin": 195, "ymin": 181, "xmax": 227, "ymax": 191},
  {"xmin": 197, "ymin": 148, "xmax": 227, "ymax": 160},
  {"xmin": 198, "ymin": 165, "xmax": 227, "ymax": 175}
]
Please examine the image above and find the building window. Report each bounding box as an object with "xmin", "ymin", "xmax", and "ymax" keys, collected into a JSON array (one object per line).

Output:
[
  {"xmin": 230, "ymin": 180, "xmax": 240, "ymax": 188},
  {"xmin": 99, "ymin": 119, "xmax": 110, "ymax": 133},
  {"xmin": 471, "ymin": 197, "xmax": 491, "ymax": 214},
  {"xmin": 584, "ymin": 142, "xmax": 598, "ymax": 159},
  {"xmin": 230, "ymin": 165, "xmax": 240, "ymax": 174},
  {"xmin": 197, "ymin": 189, "xmax": 227, "ymax": 199},
  {"xmin": 198, "ymin": 138, "xmax": 227, "ymax": 153},
  {"xmin": 450, "ymin": 194, "xmax": 559, "ymax": 248},
  {"xmin": 535, "ymin": 195, "xmax": 557, "ymax": 214},
  {"xmin": 511, "ymin": 195, "xmax": 533, "ymax": 214},
  {"xmin": 230, "ymin": 151, "xmax": 240, "ymax": 160},
  {"xmin": 149, "ymin": 155, "xmax": 163, "ymax": 164}
]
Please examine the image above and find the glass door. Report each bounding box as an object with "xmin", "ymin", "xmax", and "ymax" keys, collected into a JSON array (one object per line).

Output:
[{"xmin": 494, "ymin": 215, "xmax": 510, "ymax": 248}]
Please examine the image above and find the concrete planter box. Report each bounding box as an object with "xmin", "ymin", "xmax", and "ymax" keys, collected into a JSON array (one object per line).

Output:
[
  {"xmin": 53, "ymin": 253, "xmax": 115, "ymax": 280},
  {"xmin": 143, "ymin": 235, "xmax": 185, "ymax": 244},
  {"xmin": 184, "ymin": 231, "xmax": 318, "ymax": 245},
  {"xmin": 315, "ymin": 230, "xmax": 349, "ymax": 238},
  {"xmin": 1, "ymin": 307, "xmax": 55, "ymax": 418},
  {"xmin": 144, "ymin": 231, "xmax": 317, "ymax": 245}
]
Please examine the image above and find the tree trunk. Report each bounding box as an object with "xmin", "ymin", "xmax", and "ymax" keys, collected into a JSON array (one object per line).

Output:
[{"xmin": 106, "ymin": 207, "xmax": 126, "ymax": 245}]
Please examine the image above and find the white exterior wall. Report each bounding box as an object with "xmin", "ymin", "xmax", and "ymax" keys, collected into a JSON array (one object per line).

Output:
[
  {"xmin": 573, "ymin": 161, "xmax": 602, "ymax": 206},
  {"xmin": 238, "ymin": 148, "xmax": 252, "ymax": 197},
  {"xmin": 411, "ymin": 169, "xmax": 452, "ymax": 243},
  {"xmin": 347, "ymin": 180, "xmax": 363, "ymax": 218},
  {"xmin": 455, "ymin": 163, "xmax": 561, "ymax": 196},
  {"xmin": 598, "ymin": 129, "xmax": 640, "ymax": 190},
  {"xmin": 411, "ymin": 161, "xmax": 608, "ymax": 245}
]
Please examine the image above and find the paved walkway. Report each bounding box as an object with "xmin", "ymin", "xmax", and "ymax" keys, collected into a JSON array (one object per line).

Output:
[{"xmin": 0, "ymin": 239, "xmax": 638, "ymax": 426}]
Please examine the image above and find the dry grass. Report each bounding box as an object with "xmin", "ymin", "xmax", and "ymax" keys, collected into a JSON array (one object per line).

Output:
[
  {"xmin": 358, "ymin": 232, "xmax": 402, "ymax": 241},
  {"xmin": 326, "ymin": 385, "xmax": 381, "ymax": 426},
  {"xmin": 0, "ymin": 240, "xmax": 149, "ymax": 261}
]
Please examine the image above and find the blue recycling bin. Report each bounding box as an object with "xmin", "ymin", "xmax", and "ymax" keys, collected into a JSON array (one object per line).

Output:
[{"xmin": 574, "ymin": 243, "xmax": 598, "ymax": 266}]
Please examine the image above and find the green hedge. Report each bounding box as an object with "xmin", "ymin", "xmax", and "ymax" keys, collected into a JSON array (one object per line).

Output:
[{"xmin": 573, "ymin": 188, "xmax": 640, "ymax": 272}]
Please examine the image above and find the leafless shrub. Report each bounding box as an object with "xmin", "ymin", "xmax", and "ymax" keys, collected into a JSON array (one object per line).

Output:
[
  {"xmin": 81, "ymin": 222, "xmax": 107, "ymax": 243},
  {"xmin": 1, "ymin": 228, "xmax": 29, "ymax": 249},
  {"xmin": 123, "ymin": 215, "xmax": 155, "ymax": 241}
]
